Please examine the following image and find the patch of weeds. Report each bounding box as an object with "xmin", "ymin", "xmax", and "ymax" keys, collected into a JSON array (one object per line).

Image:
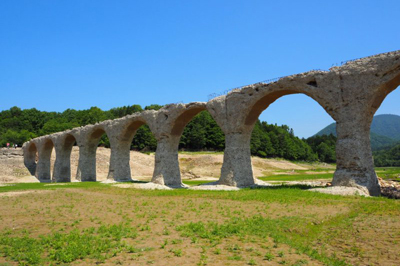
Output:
[
  {"xmin": 0, "ymin": 223, "xmax": 138, "ymax": 265},
  {"xmin": 248, "ymin": 258, "xmax": 257, "ymax": 265},
  {"xmin": 198, "ymin": 252, "xmax": 208, "ymax": 266},
  {"xmin": 169, "ymin": 248, "xmax": 183, "ymax": 257},
  {"xmin": 264, "ymin": 252, "xmax": 274, "ymax": 261},
  {"xmin": 140, "ymin": 225, "xmax": 151, "ymax": 231},
  {"xmin": 160, "ymin": 239, "xmax": 168, "ymax": 249},
  {"xmin": 171, "ymin": 238, "xmax": 183, "ymax": 244},
  {"xmin": 227, "ymin": 244, "xmax": 242, "ymax": 253},
  {"xmin": 228, "ymin": 254, "xmax": 243, "ymax": 261},
  {"xmin": 175, "ymin": 216, "xmax": 347, "ymax": 265},
  {"xmin": 292, "ymin": 259, "xmax": 309, "ymax": 265},
  {"xmin": 162, "ymin": 227, "xmax": 170, "ymax": 235},
  {"xmin": 126, "ymin": 246, "xmax": 153, "ymax": 253}
]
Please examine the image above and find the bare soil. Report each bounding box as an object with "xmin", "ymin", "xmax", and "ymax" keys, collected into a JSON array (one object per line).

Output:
[
  {"xmin": 0, "ymin": 188, "xmax": 345, "ymax": 265},
  {"xmin": 0, "ymin": 147, "xmax": 335, "ymax": 183}
]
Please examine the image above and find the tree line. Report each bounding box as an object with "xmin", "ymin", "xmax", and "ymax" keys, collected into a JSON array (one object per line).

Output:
[
  {"xmin": 0, "ymin": 105, "xmax": 338, "ymax": 163},
  {"xmin": 373, "ymin": 144, "xmax": 400, "ymax": 167}
]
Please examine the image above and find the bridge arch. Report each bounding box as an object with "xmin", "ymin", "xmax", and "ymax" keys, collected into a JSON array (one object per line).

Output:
[
  {"xmin": 244, "ymin": 89, "xmax": 335, "ymax": 129},
  {"xmin": 371, "ymin": 71, "xmax": 400, "ymax": 115},
  {"xmin": 53, "ymin": 133, "xmax": 78, "ymax": 182},
  {"xmin": 24, "ymin": 142, "xmax": 38, "ymax": 176},
  {"xmin": 170, "ymin": 105, "xmax": 207, "ymax": 137},
  {"xmin": 108, "ymin": 115, "xmax": 155, "ymax": 181},
  {"xmin": 76, "ymin": 124, "xmax": 110, "ymax": 181},
  {"xmin": 36, "ymin": 138, "xmax": 55, "ymax": 182}
]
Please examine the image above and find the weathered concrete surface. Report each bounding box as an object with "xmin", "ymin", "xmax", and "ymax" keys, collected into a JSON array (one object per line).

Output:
[
  {"xmin": 206, "ymin": 50, "xmax": 400, "ymax": 195},
  {"xmin": 52, "ymin": 133, "xmax": 76, "ymax": 182},
  {"xmin": 144, "ymin": 103, "xmax": 206, "ymax": 187},
  {"xmin": 23, "ymin": 142, "xmax": 37, "ymax": 176},
  {"xmin": 24, "ymin": 137, "xmax": 54, "ymax": 182},
  {"xmin": 22, "ymin": 50, "xmax": 400, "ymax": 195}
]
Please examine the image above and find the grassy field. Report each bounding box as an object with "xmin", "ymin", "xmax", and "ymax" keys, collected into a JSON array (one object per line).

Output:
[
  {"xmin": 375, "ymin": 167, "xmax": 400, "ymax": 181},
  {"xmin": 0, "ymin": 181, "xmax": 399, "ymax": 266},
  {"xmin": 258, "ymin": 167, "xmax": 400, "ymax": 182}
]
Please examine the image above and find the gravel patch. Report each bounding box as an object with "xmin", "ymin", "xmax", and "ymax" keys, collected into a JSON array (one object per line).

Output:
[
  {"xmin": 189, "ymin": 184, "xmax": 240, "ymax": 191},
  {"xmin": 113, "ymin": 183, "xmax": 173, "ymax": 190},
  {"xmin": 0, "ymin": 183, "xmax": 15, "ymax": 187},
  {"xmin": 309, "ymin": 186, "xmax": 370, "ymax": 197}
]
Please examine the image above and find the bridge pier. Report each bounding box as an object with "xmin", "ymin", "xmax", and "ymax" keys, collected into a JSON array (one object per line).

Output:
[
  {"xmin": 53, "ymin": 144, "xmax": 72, "ymax": 182},
  {"xmin": 76, "ymin": 143, "xmax": 97, "ymax": 181},
  {"xmin": 108, "ymin": 139, "xmax": 132, "ymax": 182},
  {"xmin": 36, "ymin": 141, "xmax": 53, "ymax": 182},
  {"xmin": 219, "ymin": 132, "xmax": 254, "ymax": 187},
  {"xmin": 152, "ymin": 136, "xmax": 183, "ymax": 187},
  {"xmin": 332, "ymin": 118, "xmax": 380, "ymax": 196}
]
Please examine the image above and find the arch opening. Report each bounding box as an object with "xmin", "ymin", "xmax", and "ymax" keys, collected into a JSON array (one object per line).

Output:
[
  {"xmin": 24, "ymin": 142, "xmax": 38, "ymax": 176},
  {"xmin": 372, "ymin": 72, "xmax": 400, "ymax": 111},
  {"xmin": 89, "ymin": 128, "xmax": 110, "ymax": 181},
  {"xmin": 245, "ymin": 90, "xmax": 299, "ymax": 126},
  {"xmin": 174, "ymin": 109, "xmax": 225, "ymax": 183},
  {"xmin": 38, "ymin": 139, "xmax": 55, "ymax": 182},
  {"xmin": 247, "ymin": 92, "xmax": 336, "ymax": 182},
  {"xmin": 118, "ymin": 120, "xmax": 157, "ymax": 181},
  {"xmin": 56, "ymin": 134, "xmax": 77, "ymax": 182},
  {"xmin": 371, "ymin": 83, "xmax": 400, "ymax": 173}
]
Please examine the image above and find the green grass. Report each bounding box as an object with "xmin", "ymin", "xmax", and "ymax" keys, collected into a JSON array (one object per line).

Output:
[
  {"xmin": 375, "ymin": 167, "xmax": 400, "ymax": 180},
  {"xmin": 0, "ymin": 180, "xmax": 399, "ymax": 265},
  {"xmin": 176, "ymin": 215, "xmax": 348, "ymax": 265},
  {"xmin": 0, "ymin": 223, "xmax": 138, "ymax": 265},
  {"xmin": 182, "ymin": 180, "xmax": 212, "ymax": 186},
  {"xmin": 0, "ymin": 181, "xmax": 108, "ymax": 193}
]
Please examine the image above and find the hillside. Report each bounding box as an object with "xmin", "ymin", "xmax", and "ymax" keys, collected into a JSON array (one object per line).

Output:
[{"xmin": 315, "ymin": 114, "xmax": 400, "ymax": 150}]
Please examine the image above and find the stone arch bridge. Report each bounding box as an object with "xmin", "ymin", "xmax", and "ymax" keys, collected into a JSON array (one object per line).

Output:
[{"xmin": 23, "ymin": 50, "xmax": 400, "ymax": 196}]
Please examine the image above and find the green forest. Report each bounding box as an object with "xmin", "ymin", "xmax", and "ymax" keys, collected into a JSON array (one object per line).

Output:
[{"xmin": 1, "ymin": 105, "xmax": 397, "ymax": 165}]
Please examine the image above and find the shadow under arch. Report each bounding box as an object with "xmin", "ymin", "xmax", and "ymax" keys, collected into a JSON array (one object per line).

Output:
[
  {"xmin": 171, "ymin": 106, "xmax": 208, "ymax": 137},
  {"xmin": 24, "ymin": 142, "xmax": 38, "ymax": 176},
  {"xmin": 36, "ymin": 138, "xmax": 55, "ymax": 182}
]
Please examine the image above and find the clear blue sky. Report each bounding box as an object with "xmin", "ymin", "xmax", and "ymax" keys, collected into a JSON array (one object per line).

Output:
[{"xmin": 1, "ymin": 0, "xmax": 399, "ymax": 137}]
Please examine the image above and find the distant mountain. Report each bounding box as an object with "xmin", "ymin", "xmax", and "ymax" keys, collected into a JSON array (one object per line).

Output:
[
  {"xmin": 370, "ymin": 114, "xmax": 400, "ymax": 141},
  {"xmin": 316, "ymin": 123, "xmax": 336, "ymax": 136},
  {"xmin": 370, "ymin": 132, "xmax": 398, "ymax": 151},
  {"xmin": 315, "ymin": 114, "xmax": 400, "ymax": 151}
]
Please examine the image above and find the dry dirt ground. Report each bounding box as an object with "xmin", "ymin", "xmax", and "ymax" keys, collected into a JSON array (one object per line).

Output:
[
  {"xmin": 0, "ymin": 186, "xmax": 398, "ymax": 266},
  {"xmin": 0, "ymin": 147, "xmax": 334, "ymax": 183},
  {"xmin": 0, "ymin": 149, "xmax": 399, "ymax": 265}
]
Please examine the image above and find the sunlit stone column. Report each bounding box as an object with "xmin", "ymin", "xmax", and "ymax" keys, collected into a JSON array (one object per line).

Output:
[{"xmin": 152, "ymin": 135, "xmax": 183, "ymax": 187}]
